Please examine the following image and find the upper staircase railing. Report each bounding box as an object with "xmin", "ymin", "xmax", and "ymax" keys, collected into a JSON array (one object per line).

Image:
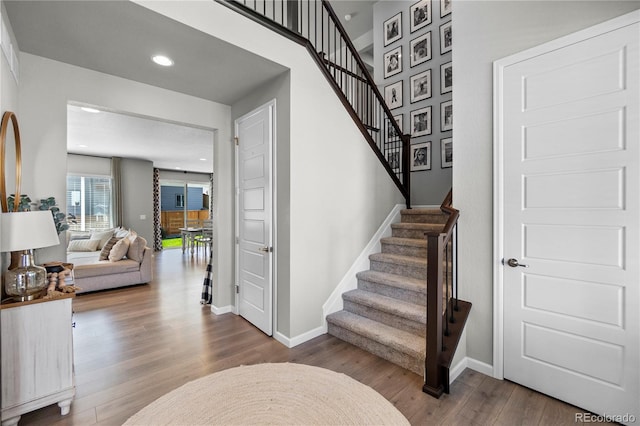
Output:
[
  {"xmin": 423, "ymin": 189, "xmax": 471, "ymax": 397},
  {"xmin": 217, "ymin": 0, "xmax": 411, "ymax": 207}
]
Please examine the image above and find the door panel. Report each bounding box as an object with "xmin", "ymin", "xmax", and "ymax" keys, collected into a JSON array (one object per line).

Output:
[
  {"xmin": 236, "ymin": 102, "xmax": 274, "ymax": 336},
  {"xmin": 499, "ymin": 17, "xmax": 639, "ymax": 421}
]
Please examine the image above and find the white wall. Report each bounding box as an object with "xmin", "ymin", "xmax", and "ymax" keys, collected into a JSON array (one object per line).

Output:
[
  {"xmin": 454, "ymin": 1, "xmax": 640, "ymax": 367},
  {"xmin": 17, "ymin": 53, "xmax": 231, "ymax": 271},
  {"xmin": 0, "ymin": 1, "xmax": 20, "ymax": 275},
  {"xmin": 137, "ymin": 1, "xmax": 404, "ymax": 338}
]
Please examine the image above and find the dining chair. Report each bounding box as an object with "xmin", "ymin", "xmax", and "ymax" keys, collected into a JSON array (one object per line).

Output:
[{"xmin": 194, "ymin": 228, "xmax": 213, "ymax": 258}]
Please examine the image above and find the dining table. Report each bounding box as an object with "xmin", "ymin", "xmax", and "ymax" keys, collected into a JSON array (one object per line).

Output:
[{"xmin": 179, "ymin": 227, "xmax": 203, "ymax": 255}]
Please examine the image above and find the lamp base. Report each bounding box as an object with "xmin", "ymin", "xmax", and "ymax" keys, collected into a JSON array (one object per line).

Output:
[
  {"xmin": 4, "ymin": 251, "xmax": 48, "ymax": 301},
  {"xmin": 7, "ymin": 292, "xmax": 42, "ymax": 303}
]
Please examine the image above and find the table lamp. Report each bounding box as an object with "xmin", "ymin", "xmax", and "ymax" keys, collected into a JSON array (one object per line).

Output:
[{"xmin": 1, "ymin": 210, "xmax": 60, "ymax": 301}]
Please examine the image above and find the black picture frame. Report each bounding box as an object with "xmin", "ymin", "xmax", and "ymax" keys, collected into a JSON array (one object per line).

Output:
[
  {"xmin": 441, "ymin": 100, "xmax": 452, "ymax": 131},
  {"xmin": 441, "ymin": 61, "xmax": 452, "ymax": 94},
  {"xmin": 410, "ymin": 0, "xmax": 431, "ymax": 33},
  {"xmin": 410, "ymin": 32, "xmax": 432, "ymax": 67},
  {"xmin": 440, "ymin": 21, "xmax": 452, "ymax": 54},
  {"xmin": 410, "ymin": 69, "xmax": 431, "ymax": 103},
  {"xmin": 386, "ymin": 147, "xmax": 401, "ymax": 170},
  {"xmin": 384, "ymin": 12, "xmax": 402, "ymax": 46},
  {"xmin": 384, "ymin": 46, "xmax": 402, "ymax": 79},
  {"xmin": 386, "ymin": 114, "xmax": 403, "ymax": 142},
  {"xmin": 410, "ymin": 106, "xmax": 432, "ymax": 137},
  {"xmin": 440, "ymin": 0, "xmax": 452, "ymax": 18},
  {"xmin": 441, "ymin": 137, "xmax": 452, "ymax": 168},
  {"xmin": 384, "ymin": 80, "xmax": 403, "ymax": 110},
  {"xmin": 411, "ymin": 141, "xmax": 432, "ymax": 171}
]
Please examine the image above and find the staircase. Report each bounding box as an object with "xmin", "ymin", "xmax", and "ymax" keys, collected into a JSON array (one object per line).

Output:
[
  {"xmin": 326, "ymin": 208, "xmax": 448, "ymax": 376},
  {"xmin": 219, "ymin": 0, "xmax": 470, "ymax": 397}
]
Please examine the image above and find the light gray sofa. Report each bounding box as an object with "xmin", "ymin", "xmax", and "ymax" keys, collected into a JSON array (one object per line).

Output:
[{"xmin": 66, "ymin": 230, "xmax": 154, "ymax": 293}]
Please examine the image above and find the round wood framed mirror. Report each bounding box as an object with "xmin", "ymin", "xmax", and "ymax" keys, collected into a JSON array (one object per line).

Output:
[{"xmin": 0, "ymin": 111, "xmax": 22, "ymax": 212}]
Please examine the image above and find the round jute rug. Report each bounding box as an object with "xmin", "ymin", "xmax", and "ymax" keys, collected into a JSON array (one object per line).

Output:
[{"xmin": 124, "ymin": 362, "xmax": 409, "ymax": 425}]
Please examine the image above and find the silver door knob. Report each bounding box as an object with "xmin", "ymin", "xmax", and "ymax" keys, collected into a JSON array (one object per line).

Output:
[
  {"xmin": 505, "ymin": 258, "xmax": 528, "ymax": 268},
  {"xmin": 258, "ymin": 246, "xmax": 272, "ymax": 253}
]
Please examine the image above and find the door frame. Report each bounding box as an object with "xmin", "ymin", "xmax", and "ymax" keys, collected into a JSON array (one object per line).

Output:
[
  {"xmin": 233, "ymin": 99, "xmax": 277, "ymax": 332},
  {"xmin": 492, "ymin": 9, "xmax": 640, "ymax": 380}
]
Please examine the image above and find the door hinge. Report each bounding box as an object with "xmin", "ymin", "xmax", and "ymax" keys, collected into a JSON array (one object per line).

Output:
[
  {"xmin": 235, "ymin": 236, "xmax": 239, "ymax": 244},
  {"xmin": 234, "ymin": 137, "xmax": 239, "ymax": 146},
  {"xmin": 235, "ymin": 285, "xmax": 240, "ymax": 294}
]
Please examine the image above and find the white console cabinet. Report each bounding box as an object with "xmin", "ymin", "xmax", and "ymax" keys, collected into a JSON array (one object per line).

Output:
[{"xmin": 1, "ymin": 295, "xmax": 75, "ymax": 426}]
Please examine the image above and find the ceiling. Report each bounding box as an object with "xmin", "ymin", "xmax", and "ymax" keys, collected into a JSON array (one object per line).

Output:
[{"xmin": 4, "ymin": 0, "xmax": 375, "ymax": 174}]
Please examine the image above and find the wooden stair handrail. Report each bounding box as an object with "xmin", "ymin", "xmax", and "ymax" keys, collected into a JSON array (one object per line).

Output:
[
  {"xmin": 423, "ymin": 188, "xmax": 461, "ymax": 398},
  {"xmin": 217, "ymin": 0, "xmax": 411, "ymax": 207}
]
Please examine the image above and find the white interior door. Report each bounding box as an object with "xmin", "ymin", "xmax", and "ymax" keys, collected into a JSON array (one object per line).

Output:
[
  {"xmin": 496, "ymin": 12, "xmax": 639, "ymax": 421},
  {"xmin": 235, "ymin": 101, "xmax": 274, "ymax": 336}
]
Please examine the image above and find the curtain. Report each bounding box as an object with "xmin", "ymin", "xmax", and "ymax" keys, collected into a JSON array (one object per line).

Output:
[
  {"xmin": 201, "ymin": 249, "xmax": 213, "ymax": 304},
  {"xmin": 153, "ymin": 168, "xmax": 163, "ymax": 251},
  {"xmin": 111, "ymin": 157, "xmax": 123, "ymax": 227},
  {"xmin": 200, "ymin": 172, "xmax": 215, "ymax": 304}
]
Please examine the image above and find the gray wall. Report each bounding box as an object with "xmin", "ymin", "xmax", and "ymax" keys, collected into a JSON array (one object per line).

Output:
[
  {"xmin": 231, "ymin": 71, "xmax": 292, "ymax": 337},
  {"xmin": 120, "ymin": 158, "xmax": 154, "ymax": 246},
  {"xmin": 454, "ymin": 0, "xmax": 640, "ymax": 366},
  {"xmin": 373, "ymin": 0, "xmax": 452, "ymax": 206}
]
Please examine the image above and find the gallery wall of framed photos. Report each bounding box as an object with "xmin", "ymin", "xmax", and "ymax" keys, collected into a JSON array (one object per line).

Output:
[{"xmin": 374, "ymin": 0, "xmax": 452, "ymax": 205}]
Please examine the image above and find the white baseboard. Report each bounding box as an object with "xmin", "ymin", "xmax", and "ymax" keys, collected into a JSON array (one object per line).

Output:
[
  {"xmin": 210, "ymin": 304, "xmax": 234, "ymax": 315},
  {"xmin": 450, "ymin": 356, "xmax": 495, "ymax": 384},
  {"xmin": 274, "ymin": 325, "xmax": 325, "ymax": 348},
  {"xmin": 322, "ymin": 204, "xmax": 405, "ymax": 321}
]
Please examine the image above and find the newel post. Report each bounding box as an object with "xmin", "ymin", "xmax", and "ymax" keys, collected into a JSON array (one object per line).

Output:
[
  {"xmin": 402, "ymin": 134, "xmax": 411, "ymax": 209},
  {"xmin": 423, "ymin": 231, "xmax": 444, "ymax": 397}
]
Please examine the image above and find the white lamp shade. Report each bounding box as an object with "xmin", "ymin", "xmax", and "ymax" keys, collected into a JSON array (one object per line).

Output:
[{"xmin": 1, "ymin": 210, "xmax": 60, "ymax": 252}]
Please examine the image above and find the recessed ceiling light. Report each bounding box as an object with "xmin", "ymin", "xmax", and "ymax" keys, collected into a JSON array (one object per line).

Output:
[
  {"xmin": 175, "ymin": 167, "xmax": 181, "ymax": 170},
  {"xmin": 152, "ymin": 55, "xmax": 174, "ymax": 66},
  {"xmin": 81, "ymin": 107, "xmax": 100, "ymax": 113},
  {"xmin": 199, "ymin": 158, "xmax": 207, "ymax": 161},
  {"xmin": 78, "ymin": 144, "xmax": 88, "ymax": 148}
]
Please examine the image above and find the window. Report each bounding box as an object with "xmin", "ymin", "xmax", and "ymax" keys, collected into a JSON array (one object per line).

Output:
[
  {"xmin": 66, "ymin": 175, "xmax": 113, "ymax": 231},
  {"xmin": 176, "ymin": 193, "xmax": 184, "ymax": 208}
]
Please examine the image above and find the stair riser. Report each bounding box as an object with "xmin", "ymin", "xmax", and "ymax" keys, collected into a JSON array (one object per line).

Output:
[
  {"xmin": 370, "ymin": 259, "xmax": 426, "ymax": 281},
  {"xmin": 357, "ymin": 279, "xmax": 426, "ymax": 306},
  {"xmin": 327, "ymin": 323, "xmax": 423, "ymax": 376},
  {"xmin": 381, "ymin": 241, "xmax": 427, "ymax": 258},
  {"xmin": 343, "ymin": 299, "xmax": 425, "ymax": 336},
  {"xmin": 401, "ymin": 213, "xmax": 447, "ymax": 224},
  {"xmin": 392, "ymin": 227, "xmax": 435, "ymax": 239}
]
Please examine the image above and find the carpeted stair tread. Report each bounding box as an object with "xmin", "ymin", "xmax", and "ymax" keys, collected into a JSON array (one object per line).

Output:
[
  {"xmin": 401, "ymin": 208, "xmax": 442, "ymax": 214},
  {"xmin": 343, "ymin": 289, "xmax": 426, "ymax": 324},
  {"xmin": 356, "ymin": 270, "xmax": 426, "ymax": 294},
  {"xmin": 391, "ymin": 222, "xmax": 444, "ymax": 232},
  {"xmin": 326, "ymin": 311, "xmax": 425, "ymax": 359},
  {"xmin": 400, "ymin": 209, "xmax": 448, "ymax": 224},
  {"xmin": 380, "ymin": 237, "xmax": 428, "ymax": 248},
  {"xmin": 369, "ymin": 252, "xmax": 427, "ymax": 267}
]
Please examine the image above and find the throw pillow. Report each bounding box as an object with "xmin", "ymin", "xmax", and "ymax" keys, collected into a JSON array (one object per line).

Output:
[
  {"xmin": 114, "ymin": 227, "xmax": 131, "ymax": 238},
  {"xmin": 99, "ymin": 236, "xmax": 122, "ymax": 261},
  {"xmin": 66, "ymin": 230, "xmax": 90, "ymax": 246},
  {"xmin": 91, "ymin": 229, "xmax": 115, "ymax": 249},
  {"xmin": 127, "ymin": 236, "xmax": 147, "ymax": 263},
  {"xmin": 108, "ymin": 238, "xmax": 130, "ymax": 262},
  {"xmin": 68, "ymin": 239, "xmax": 100, "ymax": 252}
]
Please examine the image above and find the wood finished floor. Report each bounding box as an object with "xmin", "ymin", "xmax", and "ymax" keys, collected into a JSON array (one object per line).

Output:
[{"xmin": 18, "ymin": 248, "xmax": 612, "ymax": 426}]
